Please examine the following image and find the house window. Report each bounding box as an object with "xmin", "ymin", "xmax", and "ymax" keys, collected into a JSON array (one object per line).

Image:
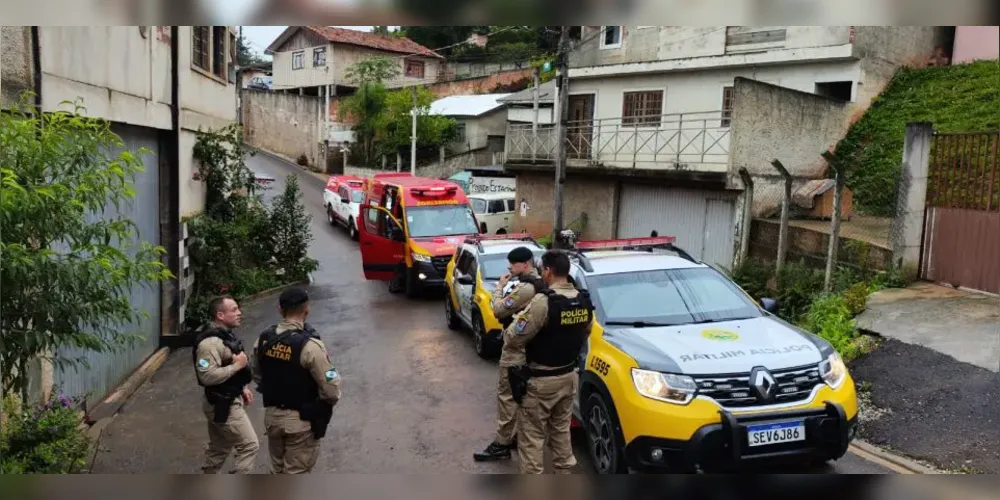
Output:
[
  {"xmin": 721, "ymin": 86, "xmax": 735, "ymax": 127},
  {"xmin": 292, "ymin": 51, "xmax": 304, "ymax": 70},
  {"xmin": 405, "ymin": 59, "xmax": 425, "ymax": 78},
  {"xmin": 313, "ymin": 47, "xmax": 327, "ymax": 67},
  {"xmin": 599, "ymin": 26, "xmax": 622, "ymax": 49},
  {"xmin": 192, "ymin": 26, "xmax": 231, "ymax": 82},
  {"xmin": 622, "ymin": 90, "xmax": 663, "ymax": 126}
]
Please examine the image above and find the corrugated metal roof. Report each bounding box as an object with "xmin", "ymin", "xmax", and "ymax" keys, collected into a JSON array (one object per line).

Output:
[
  {"xmin": 428, "ymin": 93, "xmax": 511, "ymax": 117},
  {"xmin": 497, "ymin": 80, "xmax": 555, "ymax": 103}
]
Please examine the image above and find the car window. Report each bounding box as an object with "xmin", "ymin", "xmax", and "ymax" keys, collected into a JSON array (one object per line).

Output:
[
  {"xmin": 507, "ymin": 199, "xmax": 516, "ymax": 212},
  {"xmin": 456, "ymin": 250, "xmax": 475, "ymax": 276},
  {"xmin": 479, "ymin": 251, "xmax": 544, "ymax": 280},
  {"xmin": 586, "ymin": 267, "xmax": 763, "ymax": 325},
  {"xmin": 470, "ymin": 198, "xmax": 487, "ymax": 214},
  {"xmin": 351, "ymin": 190, "xmax": 364, "ymax": 203},
  {"xmin": 488, "ymin": 200, "xmax": 506, "ymax": 214}
]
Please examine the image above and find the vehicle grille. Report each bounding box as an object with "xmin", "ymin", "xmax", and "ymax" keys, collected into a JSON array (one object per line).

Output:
[
  {"xmin": 430, "ymin": 256, "xmax": 451, "ymax": 276},
  {"xmin": 692, "ymin": 365, "xmax": 823, "ymax": 408}
]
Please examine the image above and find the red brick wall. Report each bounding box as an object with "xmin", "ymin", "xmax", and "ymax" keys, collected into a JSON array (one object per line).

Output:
[{"xmin": 328, "ymin": 68, "xmax": 535, "ymax": 126}]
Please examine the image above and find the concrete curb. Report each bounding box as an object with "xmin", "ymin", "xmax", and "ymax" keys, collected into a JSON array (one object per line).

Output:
[
  {"xmin": 849, "ymin": 440, "xmax": 940, "ymax": 474},
  {"xmin": 86, "ymin": 346, "xmax": 170, "ymax": 423}
]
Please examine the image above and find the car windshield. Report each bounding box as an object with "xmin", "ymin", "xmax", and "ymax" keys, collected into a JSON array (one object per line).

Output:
[
  {"xmin": 479, "ymin": 252, "xmax": 544, "ymax": 280},
  {"xmin": 586, "ymin": 267, "xmax": 763, "ymax": 326},
  {"xmin": 350, "ymin": 190, "xmax": 364, "ymax": 203},
  {"xmin": 404, "ymin": 204, "xmax": 480, "ymax": 238}
]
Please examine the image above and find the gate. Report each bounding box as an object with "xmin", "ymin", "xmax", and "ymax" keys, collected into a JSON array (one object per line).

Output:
[{"xmin": 921, "ymin": 131, "xmax": 1000, "ymax": 294}]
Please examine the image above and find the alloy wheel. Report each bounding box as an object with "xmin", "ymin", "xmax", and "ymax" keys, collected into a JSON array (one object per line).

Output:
[{"xmin": 588, "ymin": 402, "xmax": 614, "ymax": 473}]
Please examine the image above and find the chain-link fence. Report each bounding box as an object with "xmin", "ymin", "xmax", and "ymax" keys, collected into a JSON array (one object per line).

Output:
[{"xmin": 740, "ymin": 154, "xmax": 906, "ymax": 290}]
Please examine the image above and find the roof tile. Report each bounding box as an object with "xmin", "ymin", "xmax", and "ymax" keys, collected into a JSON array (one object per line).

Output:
[{"xmin": 305, "ymin": 26, "xmax": 443, "ymax": 59}]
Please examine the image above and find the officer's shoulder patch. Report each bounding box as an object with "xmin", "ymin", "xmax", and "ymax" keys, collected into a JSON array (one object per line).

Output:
[
  {"xmin": 324, "ymin": 368, "xmax": 340, "ymax": 382},
  {"xmin": 514, "ymin": 316, "xmax": 528, "ymax": 334},
  {"xmin": 503, "ymin": 297, "xmax": 515, "ymax": 308},
  {"xmin": 197, "ymin": 358, "xmax": 210, "ymax": 369}
]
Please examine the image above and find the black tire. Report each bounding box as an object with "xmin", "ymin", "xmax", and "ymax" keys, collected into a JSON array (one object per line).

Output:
[
  {"xmin": 348, "ymin": 217, "xmax": 359, "ymax": 241},
  {"xmin": 472, "ymin": 312, "xmax": 491, "ymax": 359},
  {"xmin": 444, "ymin": 292, "xmax": 461, "ymax": 330},
  {"xmin": 583, "ymin": 391, "xmax": 628, "ymax": 474},
  {"xmin": 404, "ymin": 268, "xmax": 420, "ymax": 298},
  {"xmin": 496, "ymin": 228, "xmax": 507, "ymax": 235},
  {"xmin": 326, "ymin": 205, "xmax": 336, "ymax": 226}
]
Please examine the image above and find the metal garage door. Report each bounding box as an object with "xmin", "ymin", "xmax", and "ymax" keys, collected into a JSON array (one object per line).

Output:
[
  {"xmin": 617, "ymin": 184, "xmax": 737, "ymax": 268},
  {"xmin": 52, "ymin": 123, "xmax": 162, "ymax": 406}
]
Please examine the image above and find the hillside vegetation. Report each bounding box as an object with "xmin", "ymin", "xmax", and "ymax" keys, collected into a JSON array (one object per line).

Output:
[{"xmin": 834, "ymin": 60, "xmax": 1000, "ymax": 216}]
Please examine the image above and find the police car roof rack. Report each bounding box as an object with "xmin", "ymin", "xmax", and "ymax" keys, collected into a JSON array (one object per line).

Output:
[
  {"xmin": 463, "ymin": 232, "xmax": 540, "ymax": 252},
  {"xmin": 572, "ymin": 236, "xmax": 699, "ymax": 264}
]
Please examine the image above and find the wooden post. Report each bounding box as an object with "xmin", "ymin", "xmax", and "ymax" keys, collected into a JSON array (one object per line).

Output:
[
  {"xmin": 770, "ymin": 159, "xmax": 793, "ymax": 277},
  {"xmin": 822, "ymin": 151, "xmax": 844, "ymax": 291}
]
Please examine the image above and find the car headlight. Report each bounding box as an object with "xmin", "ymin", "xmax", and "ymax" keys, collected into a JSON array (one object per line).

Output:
[
  {"xmin": 630, "ymin": 368, "xmax": 698, "ymax": 405},
  {"xmin": 411, "ymin": 252, "xmax": 431, "ymax": 263},
  {"xmin": 818, "ymin": 352, "xmax": 847, "ymax": 389}
]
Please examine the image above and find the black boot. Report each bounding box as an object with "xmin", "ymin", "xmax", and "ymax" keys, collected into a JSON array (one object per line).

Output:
[{"xmin": 473, "ymin": 441, "xmax": 511, "ymax": 461}]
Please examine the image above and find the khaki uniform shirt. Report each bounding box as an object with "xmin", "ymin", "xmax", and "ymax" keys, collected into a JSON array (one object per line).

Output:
[
  {"xmin": 195, "ymin": 333, "xmax": 248, "ymax": 414},
  {"xmin": 251, "ymin": 320, "xmax": 343, "ymax": 433},
  {"xmin": 501, "ymin": 282, "xmax": 584, "ymax": 370},
  {"xmin": 491, "ymin": 270, "xmax": 540, "ymax": 366}
]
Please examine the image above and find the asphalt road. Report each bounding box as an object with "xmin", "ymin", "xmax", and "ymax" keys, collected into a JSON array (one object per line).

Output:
[{"xmin": 245, "ymin": 152, "xmax": 896, "ymax": 474}]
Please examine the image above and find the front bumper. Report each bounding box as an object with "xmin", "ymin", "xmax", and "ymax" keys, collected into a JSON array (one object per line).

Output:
[
  {"xmin": 624, "ymin": 402, "xmax": 856, "ymax": 472},
  {"xmin": 409, "ymin": 260, "xmax": 447, "ymax": 287}
]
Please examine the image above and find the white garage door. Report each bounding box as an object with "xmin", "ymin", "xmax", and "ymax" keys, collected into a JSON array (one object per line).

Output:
[{"xmin": 617, "ymin": 184, "xmax": 737, "ymax": 268}]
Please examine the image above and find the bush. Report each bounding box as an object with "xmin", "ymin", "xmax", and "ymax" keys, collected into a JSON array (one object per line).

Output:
[
  {"xmin": 269, "ymin": 174, "xmax": 319, "ymax": 281},
  {"xmin": 725, "ymin": 257, "xmax": 774, "ymax": 301},
  {"xmin": 775, "ymin": 261, "xmax": 825, "ymax": 322},
  {"xmin": 1, "ymin": 394, "xmax": 91, "ymax": 473},
  {"xmin": 798, "ymin": 293, "xmax": 862, "ymax": 361}
]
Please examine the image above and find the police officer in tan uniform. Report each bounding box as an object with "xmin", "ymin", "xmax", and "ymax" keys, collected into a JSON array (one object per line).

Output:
[
  {"xmin": 193, "ymin": 295, "xmax": 260, "ymax": 474},
  {"xmin": 252, "ymin": 288, "xmax": 342, "ymax": 474},
  {"xmin": 473, "ymin": 247, "xmax": 544, "ymax": 462},
  {"xmin": 505, "ymin": 250, "xmax": 593, "ymax": 474}
]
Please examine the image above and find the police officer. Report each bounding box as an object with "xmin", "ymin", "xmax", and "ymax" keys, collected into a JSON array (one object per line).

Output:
[
  {"xmin": 193, "ymin": 295, "xmax": 259, "ymax": 474},
  {"xmin": 473, "ymin": 246, "xmax": 544, "ymax": 462},
  {"xmin": 505, "ymin": 250, "xmax": 593, "ymax": 474},
  {"xmin": 252, "ymin": 287, "xmax": 342, "ymax": 474}
]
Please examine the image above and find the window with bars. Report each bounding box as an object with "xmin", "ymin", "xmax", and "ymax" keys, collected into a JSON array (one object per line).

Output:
[
  {"xmin": 405, "ymin": 59, "xmax": 425, "ymax": 78},
  {"xmin": 192, "ymin": 26, "xmax": 231, "ymax": 83},
  {"xmin": 622, "ymin": 90, "xmax": 663, "ymax": 126},
  {"xmin": 292, "ymin": 51, "xmax": 304, "ymax": 70},
  {"xmin": 313, "ymin": 47, "xmax": 327, "ymax": 67},
  {"xmin": 721, "ymin": 86, "xmax": 735, "ymax": 127}
]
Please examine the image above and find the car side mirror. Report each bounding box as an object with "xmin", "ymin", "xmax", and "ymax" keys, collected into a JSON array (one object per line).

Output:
[
  {"xmin": 390, "ymin": 225, "xmax": 406, "ymax": 242},
  {"xmin": 457, "ymin": 274, "xmax": 475, "ymax": 285},
  {"xmin": 479, "ymin": 222, "xmax": 488, "ymax": 234},
  {"xmin": 760, "ymin": 297, "xmax": 778, "ymax": 313}
]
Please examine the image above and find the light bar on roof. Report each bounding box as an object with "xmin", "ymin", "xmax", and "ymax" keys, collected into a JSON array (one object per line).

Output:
[
  {"xmin": 412, "ymin": 186, "xmax": 458, "ymax": 197},
  {"xmin": 574, "ymin": 236, "xmax": 677, "ymax": 250},
  {"xmin": 470, "ymin": 232, "xmax": 535, "ymax": 241}
]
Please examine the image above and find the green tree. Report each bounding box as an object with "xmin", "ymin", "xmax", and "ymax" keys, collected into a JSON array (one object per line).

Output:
[
  {"xmin": 377, "ymin": 86, "xmax": 458, "ymax": 160},
  {"xmin": 237, "ymin": 34, "xmax": 268, "ymax": 67},
  {"xmin": 268, "ymin": 174, "xmax": 318, "ymax": 281},
  {"xmin": 344, "ymin": 56, "xmax": 401, "ymax": 86},
  {"xmin": 0, "ymin": 94, "xmax": 172, "ymax": 400},
  {"xmin": 340, "ymin": 57, "xmax": 401, "ymax": 168}
]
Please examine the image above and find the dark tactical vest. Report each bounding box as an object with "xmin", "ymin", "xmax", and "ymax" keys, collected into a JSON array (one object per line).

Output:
[
  {"xmin": 499, "ymin": 275, "xmax": 547, "ymax": 328},
  {"xmin": 256, "ymin": 324, "xmax": 321, "ymax": 410},
  {"xmin": 192, "ymin": 326, "xmax": 252, "ymax": 399},
  {"xmin": 525, "ymin": 288, "xmax": 594, "ymax": 368}
]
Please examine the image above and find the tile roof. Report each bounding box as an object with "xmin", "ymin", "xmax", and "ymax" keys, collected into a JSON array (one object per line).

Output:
[{"xmin": 305, "ymin": 26, "xmax": 444, "ymax": 59}]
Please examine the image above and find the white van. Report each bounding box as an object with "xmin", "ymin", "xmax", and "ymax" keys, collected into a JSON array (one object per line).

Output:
[{"xmin": 468, "ymin": 192, "xmax": 516, "ymax": 234}]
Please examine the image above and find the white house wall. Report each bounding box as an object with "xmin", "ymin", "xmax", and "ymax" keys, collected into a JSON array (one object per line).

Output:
[{"xmin": 272, "ymin": 41, "xmax": 332, "ymax": 90}]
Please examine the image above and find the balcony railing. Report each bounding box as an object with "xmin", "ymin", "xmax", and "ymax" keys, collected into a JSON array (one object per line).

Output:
[{"xmin": 506, "ymin": 111, "xmax": 731, "ymax": 171}]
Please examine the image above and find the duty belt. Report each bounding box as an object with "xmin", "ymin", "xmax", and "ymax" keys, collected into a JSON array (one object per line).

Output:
[{"xmin": 528, "ymin": 363, "xmax": 577, "ymax": 377}]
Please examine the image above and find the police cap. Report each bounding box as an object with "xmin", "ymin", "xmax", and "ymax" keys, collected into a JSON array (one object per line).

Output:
[
  {"xmin": 279, "ymin": 287, "xmax": 310, "ymax": 311},
  {"xmin": 507, "ymin": 246, "xmax": 535, "ymax": 264}
]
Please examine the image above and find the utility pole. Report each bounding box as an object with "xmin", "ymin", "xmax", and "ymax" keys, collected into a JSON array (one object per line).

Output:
[
  {"xmin": 531, "ymin": 65, "xmax": 540, "ymax": 161},
  {"xmin": 551, "ymin": 26, "xmax": 570, "ymax": 249},
  {"xmin": 410, "ymin": 85, "xmax": 418, "ymax": 175}
]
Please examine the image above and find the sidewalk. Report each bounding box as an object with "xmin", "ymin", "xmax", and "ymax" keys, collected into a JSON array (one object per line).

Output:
[{"xmin": 850, "ymin": 282, "xmax": 1000, "ymax": 473}]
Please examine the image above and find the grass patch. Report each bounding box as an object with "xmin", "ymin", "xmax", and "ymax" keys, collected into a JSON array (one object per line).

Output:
[{"xmin": 834, "ymin": 60, "xmax": 1000, "ymax": 216}]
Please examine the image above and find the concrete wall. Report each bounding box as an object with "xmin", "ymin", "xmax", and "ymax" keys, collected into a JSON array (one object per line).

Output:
[
  {"xmin": 450, "ymin": 108, "xmax": 507, "ymax": 153},
  {"xmin": 1, "ymin": 26, "xmax": 34, "ymax": 109},
  {"xmin": 570, "ymin": 26, "xmax": 853, "ymax": 68},
  {"xmin": 511, "ymin": 171, "xmax": 617, "ymax": 240},
  {"xmin": 727, "ymin": 78, "xmax": 849, "ymax": 214},
  {"xmin": 953, "ymin": 26, "xmax": 1000, "ymax": 63},
  {"xmin": 242, "ymin": 89, "xmax": 325, "ymax": 171}
]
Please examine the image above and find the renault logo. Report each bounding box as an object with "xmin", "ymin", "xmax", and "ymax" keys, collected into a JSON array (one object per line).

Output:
[{"xmin": 749, "ymin": 366, "xmax": 777, "ymax": 402}]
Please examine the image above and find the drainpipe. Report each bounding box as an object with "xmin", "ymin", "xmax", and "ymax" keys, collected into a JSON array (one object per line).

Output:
[
  {"xmin": 30, "ymin": 26, "xmax": 42, "ymax": 118},
  {"xmin": 162, "ymin": 25, "xmax": 183, "ymax": 346}
]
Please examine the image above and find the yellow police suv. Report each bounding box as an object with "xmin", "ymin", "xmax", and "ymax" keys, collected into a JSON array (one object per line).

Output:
[
  {"xmin": 443, "ymin": 233, "xmax": 546, "ymax": 358},
  {"xmin": 565, "ymin": 236, "xmax": 858, "ymax": 473}
]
